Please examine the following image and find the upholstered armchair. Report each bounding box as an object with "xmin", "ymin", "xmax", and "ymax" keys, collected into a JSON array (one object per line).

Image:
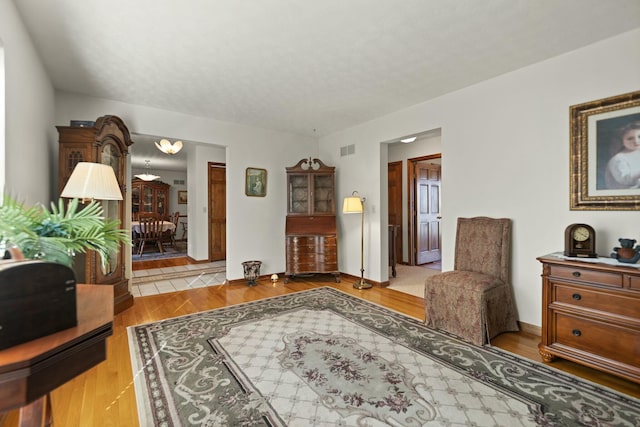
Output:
[{"xmin": 424, "ymin": 217, "xmax": 519, "ymax": 345}]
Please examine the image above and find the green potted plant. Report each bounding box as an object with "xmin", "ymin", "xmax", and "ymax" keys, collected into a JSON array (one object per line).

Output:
[{"xmin": 0, "ymin": 195, "xmax": 130, "ymax": 268}]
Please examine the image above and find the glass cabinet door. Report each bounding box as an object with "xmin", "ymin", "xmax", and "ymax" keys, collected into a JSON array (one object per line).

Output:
[
  {"xmin": 312, "ymin": 174, "xmax": 334, "ymax": 214},
  {"xmin": 143, "ymin": 187, "xmax": 153, "ymax": 212},
  {"xmin": 131, "ymin": 186, "xmax": 140, "ymax": 213},
  {"xmin": 156, "ymin": 191, "xmax": 166, "ymax": 216},
  {"xmin": 288, "ymin": 174, "xmax": 309, "ymax": 214},
  {"xmin": 99, "ymin": 142, "xmax": 121, "ymax": 277}
]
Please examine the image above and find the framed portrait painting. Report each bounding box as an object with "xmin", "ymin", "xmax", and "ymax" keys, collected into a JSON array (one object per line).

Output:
[
  {"xmin": 178, "ymin": 190, "xmax": 187, "ymax": 204},
  {"xmin": 570, "ymin": 90, "xmax": 640, "ymax": 210},
  {"xmin": 245, "ymin": 167, "xmax": 267, "ymax": 197}
]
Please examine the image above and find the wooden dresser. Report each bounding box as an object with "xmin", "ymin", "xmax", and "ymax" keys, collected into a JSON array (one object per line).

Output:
[
  {"xmin": 285, "ymin": 158, "xmax": 339, "ymax": 283},
  {"xmin": 537, "ymin": 255, "xmax": 640, "ymax": 383}
]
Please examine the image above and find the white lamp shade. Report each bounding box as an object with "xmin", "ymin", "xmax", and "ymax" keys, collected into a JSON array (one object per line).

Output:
[
  {"xmin": 342, "ymin": 196, "xmax": 363, "ymax": 213},
  {"xmin": 61, "ymin": 162, "xmax": 123, "ymax": 200}
]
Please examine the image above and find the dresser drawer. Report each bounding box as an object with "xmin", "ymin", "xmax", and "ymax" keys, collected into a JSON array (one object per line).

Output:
[
  {"xmin": 288, "ymin": 253, "xmax": 315, "ymax": 263},
  {"xmin": 288, "ymin": 236, "xmax": 316, "ymax": 246},
  {"xmin": 287, "ymin": 261, "xmax": 337, "ymax": 273},
  {"xmin": 317, "ymin": 246, "xmax": 337, "ymax": 256},
  {"xmin": 320, "ymin": 235, "xmax": 337, "ymax": 245},
  {"xmin": 628, "ymin": 275, "xmax": 640, "ymax": 291},
  {"xmin": 553, "ymin": 284, "xmax": 640, "ymax": 319},
  {"xmin": 288, "ymin": 261, "xmax": 320, "ymax": 272},
  {"xmin": 549, "ymin": 265, "xmax": 622, "ymax": 288},
  {"xmin": 288, "ymin": 244, "xmax": 317, "ymax": 253},
  {"xmin": 553, "ymin": 312, "xmax": 640, "ymax": 368}
]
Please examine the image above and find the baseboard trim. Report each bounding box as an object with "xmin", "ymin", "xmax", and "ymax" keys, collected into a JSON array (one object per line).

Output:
[
  {"xmin": 339, "ymin": 272, "xmax": 388, "ymax": 287},
  {"xmin": 518, "ymin": 321, "xmax": 541, "ymax": 337}
]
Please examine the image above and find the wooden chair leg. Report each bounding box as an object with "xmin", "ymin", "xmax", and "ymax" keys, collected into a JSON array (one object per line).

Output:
[{"xmin": 138, "ymin": 240, "xmax": 145, "ymax": 256}]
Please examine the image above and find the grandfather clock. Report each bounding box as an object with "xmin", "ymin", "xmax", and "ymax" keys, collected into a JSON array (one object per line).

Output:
[{"xmin": 57, "ymin": 115, "xmax": 134, "ymax": 314}]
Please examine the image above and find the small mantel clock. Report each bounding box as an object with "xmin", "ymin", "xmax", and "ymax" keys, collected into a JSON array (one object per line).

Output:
[
  {"xmin": 57, "ymin": 115, "xmax": 134, "ymax": 314},
  {"xmin": 564, "ymin": 223, "xmax": 597, "ymax": 258}
]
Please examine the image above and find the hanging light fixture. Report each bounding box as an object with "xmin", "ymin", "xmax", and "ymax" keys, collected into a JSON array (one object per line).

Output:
[
  {"xmin": 155, "ymin": 138, "xmax": 183, "ymax": 154},
  {"xmin": 135, "ymin": 160, "xmax": 161, "ymax": 181}
]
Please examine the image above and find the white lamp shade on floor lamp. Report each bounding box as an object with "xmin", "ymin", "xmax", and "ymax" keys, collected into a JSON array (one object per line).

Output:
[
  {"xmin": 342, "ymin": 195, "xmax": 363, "ymax": 214},
  {"xmin": 61, "ymin": 162, "xmax": 123, "ymax": 201}
]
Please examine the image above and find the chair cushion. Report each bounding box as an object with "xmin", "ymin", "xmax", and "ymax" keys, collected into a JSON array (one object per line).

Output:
[{"xmin": 426, "ymin": 270, "xmax": 504, "ymax": 292}]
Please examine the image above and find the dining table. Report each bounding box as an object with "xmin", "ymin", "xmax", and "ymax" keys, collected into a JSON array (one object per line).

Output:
[{"xmin": 131, "ymin": 220, "xmax": 176, "ymax": 234}]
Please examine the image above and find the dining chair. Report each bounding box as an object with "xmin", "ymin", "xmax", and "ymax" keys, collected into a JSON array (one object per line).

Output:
[
  {"xmin": 137, "ymin": 217, "xmax": 164, "ymax": 256},
  {"xmin": 161, "ymin": 212, "xmax": 180, "ymax": 248},
  {"xmin": 170, "ymin": 211, "xmax": 180, "ymax": 245},
  {"xmin": 424, "ymin": 217, "xmax": 519, "ymax": 346}
]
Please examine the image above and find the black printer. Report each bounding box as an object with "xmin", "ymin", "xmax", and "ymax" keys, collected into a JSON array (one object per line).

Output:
[{"xmin": 0, "ymin": 258, "xmax": 77, "ymax": 350}]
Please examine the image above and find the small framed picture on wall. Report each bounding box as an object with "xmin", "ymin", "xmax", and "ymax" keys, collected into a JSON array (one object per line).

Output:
[
  {"xmin": 178, "ymin": 190, "xmax": 188, "ymax": 204},
  {"xmin": 245, "ymin": 167, "xmax": 267, "ymax": 197}
]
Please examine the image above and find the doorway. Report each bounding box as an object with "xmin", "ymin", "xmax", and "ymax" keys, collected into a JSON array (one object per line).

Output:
[
  {"xmin": 388, "ymin": 161, "xmax": 403, "ymax": 264},
  {"xmin": 208, "ymin": 162, "xmax": 226, "ymax": 261},
  {"xmin": 408, "ymin": 154, "xmax": 441, "ymax": 266}
]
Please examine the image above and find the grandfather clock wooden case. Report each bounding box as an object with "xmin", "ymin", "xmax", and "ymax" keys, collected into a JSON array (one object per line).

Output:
[
  {"xmin": 57, "ymin": 115, "xmax": 134, "ymax": 314},
  {"xmin": 285, "ymin": 158, "xmax": 340, "ymax": 283}
]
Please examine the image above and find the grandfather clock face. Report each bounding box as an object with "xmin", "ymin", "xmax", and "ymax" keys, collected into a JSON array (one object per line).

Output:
[{"xmin": 100, "ymin": 142, "xmax": 121, "ymax": 276}]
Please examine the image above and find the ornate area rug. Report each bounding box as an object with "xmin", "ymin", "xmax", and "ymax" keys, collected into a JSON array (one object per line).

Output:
[
  {"xmin": 127, "ymin": 287, "xmax": 639, "ymax": 426},
  {"xmin": 133, "ymin": 241, "xmax": 188, "ymax": 261}
]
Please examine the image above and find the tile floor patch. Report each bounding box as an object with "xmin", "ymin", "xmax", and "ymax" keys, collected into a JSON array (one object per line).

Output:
[{"xmin": 132, "ymin": 262, "xmax": 227, "ymax": 297}]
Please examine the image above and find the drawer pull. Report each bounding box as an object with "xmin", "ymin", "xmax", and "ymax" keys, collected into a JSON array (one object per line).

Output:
[
  {"xmin": 572, "ymin": 271, "xmax": 581, "ymax": 277},
  {"xmin": 572, "ymin": 329, "xmax": 582, "ymax": 337},
  {"xmin": 572, "ymin": 293, "xmax": 582, "ymax": 301}
]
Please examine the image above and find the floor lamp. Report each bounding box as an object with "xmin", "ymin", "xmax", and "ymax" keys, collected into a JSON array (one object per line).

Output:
[{"xmin": 343, "ymin": 191, "xmax": 372, "ymax": 289}]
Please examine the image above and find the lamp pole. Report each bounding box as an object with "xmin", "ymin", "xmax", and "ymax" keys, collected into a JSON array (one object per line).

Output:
[{"xmin": 355, "ymin": 197, "xmax": 372, "ymax": 289}]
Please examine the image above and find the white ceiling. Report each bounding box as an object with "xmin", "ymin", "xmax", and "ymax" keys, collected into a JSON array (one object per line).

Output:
[{"xmin": 15, "ymin": 1, "xmax": 640, "ymax": 145}]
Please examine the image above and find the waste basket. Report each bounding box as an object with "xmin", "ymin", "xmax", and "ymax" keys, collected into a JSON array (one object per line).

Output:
[{"xmin": 241, "ymin": 260, "xmax": 262, "ymax": 286}]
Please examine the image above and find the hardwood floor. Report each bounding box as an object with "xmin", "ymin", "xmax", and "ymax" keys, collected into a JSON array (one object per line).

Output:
[{"xmin": 2, "ymin": 267, "xmax": 638, "ymax": 426}]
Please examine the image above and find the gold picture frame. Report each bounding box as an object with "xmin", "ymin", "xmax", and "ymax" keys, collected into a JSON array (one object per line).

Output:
[
  {"xmin": 570, "ymin": 90, "xmax": 640, "ymax": 210},
  {"xmin": 178, "ymin": 190, "xmax": 187, "ymax": 204},
  {"xmin": 245, "ymin": 167, "xmax": 267, "ymax": 197}
]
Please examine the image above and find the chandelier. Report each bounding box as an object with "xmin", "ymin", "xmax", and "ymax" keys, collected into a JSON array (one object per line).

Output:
[
  {"xmin": 155, "ymin": 138, "xmax": 183, "ymax": 154},
  {"xmin": 135, "ymin": 160, "xmax": 161, "ymax": 181}
]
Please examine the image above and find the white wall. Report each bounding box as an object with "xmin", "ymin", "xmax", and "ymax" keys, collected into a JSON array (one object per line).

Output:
[
  {"xmin": 320, "ymin": 29, "xmax": 640, "ymax": 327},
  {"xmin": 0, "ymin": 0, "xmax": 55, "ymax": 204},
  {"xmin": 54, "ymin": 92, "xmax": 317, "ymax": 280}
]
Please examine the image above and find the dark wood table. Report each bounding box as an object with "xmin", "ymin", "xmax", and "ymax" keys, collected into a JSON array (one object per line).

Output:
[{"xmin": 0, "ymin": 284, "xmax": 113, "ymax": 426}]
